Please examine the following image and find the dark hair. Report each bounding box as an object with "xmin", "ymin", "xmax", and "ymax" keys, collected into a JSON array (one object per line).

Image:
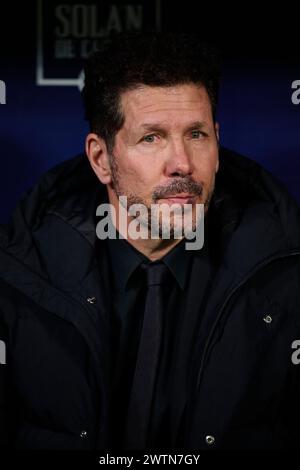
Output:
[{"xmin": 82, "ymin": 32, "xmax": 221, "ymax": 153}]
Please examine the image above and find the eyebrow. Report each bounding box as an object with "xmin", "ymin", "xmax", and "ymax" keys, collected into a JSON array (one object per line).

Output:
[{"xmin": 139, "ymin": 121, "xmax": 208, "ymax": 133}]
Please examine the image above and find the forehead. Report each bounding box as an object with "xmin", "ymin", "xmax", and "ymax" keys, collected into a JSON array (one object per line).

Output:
[{"xmin": 119, "ymin": 84, "xmax": 213, "ymax": 129}]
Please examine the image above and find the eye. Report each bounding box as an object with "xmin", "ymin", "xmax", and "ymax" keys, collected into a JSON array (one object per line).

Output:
[
  {"xmin": 190, "ymin": 130, "xmax": 205, "ymax": 139},
  {"xmin": 142, "ymin": 134, "xmax": 157, "ymax": 143}
]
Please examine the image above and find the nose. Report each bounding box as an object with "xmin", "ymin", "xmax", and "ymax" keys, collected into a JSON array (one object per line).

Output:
[{"xmin": 165, "ymin": 137, "xmax": 193, "ymax": 177}]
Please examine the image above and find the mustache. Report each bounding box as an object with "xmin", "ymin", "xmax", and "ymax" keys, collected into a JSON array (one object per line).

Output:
[{"xmin": 152, "ymin": 177, "xmax": 203, "ymax": 201}]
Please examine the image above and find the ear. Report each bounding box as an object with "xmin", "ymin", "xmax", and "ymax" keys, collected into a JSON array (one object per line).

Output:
[
  {"xmin": 85, "ymin": 133, "xmax": 112, "ymax": 184},
  {"xmin": 215, "ymin": 122, "xmax": 220, "ymax": 144},
  {"xmin": 214, "ymin": 122, "xmax": 220, "ymax": 173}
]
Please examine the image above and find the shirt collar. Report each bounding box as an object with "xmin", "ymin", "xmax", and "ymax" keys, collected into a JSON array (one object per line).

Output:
[
  {"xmin": 106, "ymin": 234, "xmax": 148, "ymax": 292},
  {"xmin": 106, "ymin": 232, "xmax": 209, "ymax": 292},
  {"xmin": 162, "ymin": 238, "xmax": 192, "ymax": 289}
]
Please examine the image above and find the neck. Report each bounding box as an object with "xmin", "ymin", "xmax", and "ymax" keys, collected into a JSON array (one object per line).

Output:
[{"xmin": 124, "ymin": 236, "xmax": 183, "ymax": 262}]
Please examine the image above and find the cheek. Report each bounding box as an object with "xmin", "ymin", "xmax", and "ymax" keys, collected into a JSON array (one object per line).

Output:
[
  {"xmin": 115, "ymin": 158, "xmax": 153, "ymax": 195},
  {"xmin": 124, "ymin": 154, "xmax": 162, "ymax": 185},
  {"xmin": 114, "ymin": 152, "xmax": 139, "ymax": 181},
  {"xmin": 194, "ymin": 159, "xmax": 218, "ymax": 182},
  {"xmin": 194, "ymin": 146, "xmax": 219, "ymax": 174}
]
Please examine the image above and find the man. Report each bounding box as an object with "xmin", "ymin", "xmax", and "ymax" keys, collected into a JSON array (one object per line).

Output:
[{"xmin": 1, "ymin": 33, "xmax": 300, "ymax": 450}]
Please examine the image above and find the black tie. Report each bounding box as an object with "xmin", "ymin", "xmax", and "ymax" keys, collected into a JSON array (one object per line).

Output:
[{"xmin": 123, "ymin": 261, "xmax": 170, "ymax": 449}]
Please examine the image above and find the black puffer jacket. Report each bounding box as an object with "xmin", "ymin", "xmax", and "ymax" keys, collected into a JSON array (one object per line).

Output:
[{"xmin": 1, "ymin": 148, "xmax": 300, "ymax": 450}]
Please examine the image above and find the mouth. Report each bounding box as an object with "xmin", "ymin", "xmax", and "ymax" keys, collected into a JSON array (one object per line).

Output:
[{"xmin": 158, "ymin": 193, "xmax": 198, "ymax": 205}]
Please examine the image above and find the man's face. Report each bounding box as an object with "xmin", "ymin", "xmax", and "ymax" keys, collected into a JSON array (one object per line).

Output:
[{"xmin": 108, "ymin": 83, "xmax": 219, "ymax": 236}]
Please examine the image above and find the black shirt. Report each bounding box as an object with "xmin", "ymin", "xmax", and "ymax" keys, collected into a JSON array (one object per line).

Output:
[{"xmin": 104, "ymin": 231, "xmax": 214, "ymax": 449}]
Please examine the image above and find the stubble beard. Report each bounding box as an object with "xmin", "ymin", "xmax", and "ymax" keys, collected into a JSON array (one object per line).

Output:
[{"xmin": 109, "ymin": 152, "xmax": 215, "ymax": 239}]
